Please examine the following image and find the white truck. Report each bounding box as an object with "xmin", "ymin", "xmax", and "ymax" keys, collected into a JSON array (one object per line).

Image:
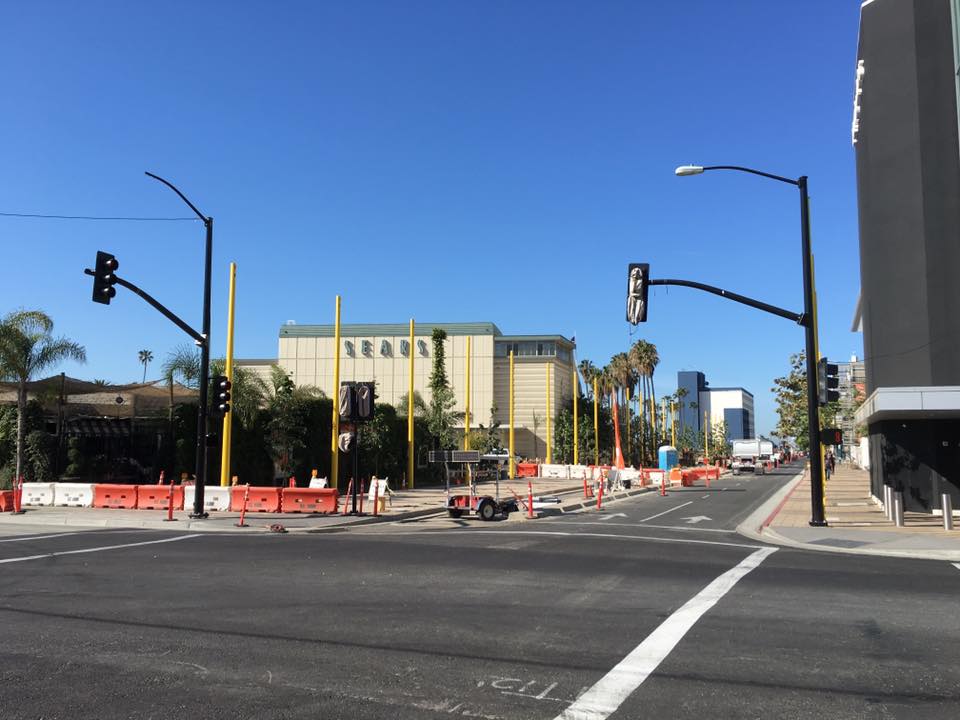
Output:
[{"xmin": 731, "ymin": 439, "xmax": 774, "ymax": 475}]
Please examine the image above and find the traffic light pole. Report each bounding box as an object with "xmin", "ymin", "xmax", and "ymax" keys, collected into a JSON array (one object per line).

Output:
[
  {"xmin": 145, "ymin": 172, "xmax": 213, "ymax": 519},
  {"xmin": 799, "ymin": 176, "xmax": 827, "ymax": 526}
]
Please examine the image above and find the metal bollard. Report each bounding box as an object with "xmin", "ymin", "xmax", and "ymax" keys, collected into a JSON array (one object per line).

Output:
[
  {"xmin": 942, "ymin": 493, "xmax": 954, "ymax": 531},
  {"xmin": 892, "ymin": 490, "xmax": 905, "ymax": 527},
  {"xmin": 883, "ymin": 485, "xmax": 892, "ymax": 520}
]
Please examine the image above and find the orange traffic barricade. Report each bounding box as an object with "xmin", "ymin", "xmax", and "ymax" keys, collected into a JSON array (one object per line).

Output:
[
  {"xmin": 516, "ymin": 463, "xmax": 539, "ymax": 478},
  {"xmin": 230, "ymin": 486, "xmax": 281, "ymax": 513},
  {"xmin": 93, "ymin": 484, "xmax": 139, "ymax": 509},
  {"xmin": 137, "ymin": 484, "xmax": 184, "ymax": 510},
  {"xmin": 281, "ymin": 488, "xmax": 339, "ymax": 514}
]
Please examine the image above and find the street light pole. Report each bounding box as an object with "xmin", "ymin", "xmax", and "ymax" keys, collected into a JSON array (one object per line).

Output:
[
  {"xmin": 145, "ymin": 172, "xmax": 212, "ymax": 519},
  {"xmin": 675, "ymin": 164, "xmax": 826, "ymax": 526}
]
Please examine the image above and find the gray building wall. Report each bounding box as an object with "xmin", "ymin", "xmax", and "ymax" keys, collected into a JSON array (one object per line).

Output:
[{"xmin": 677, "ymin": 371, "xmax": 705, "ymax": 432}]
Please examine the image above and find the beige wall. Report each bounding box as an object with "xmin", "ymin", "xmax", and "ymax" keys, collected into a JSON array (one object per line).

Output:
[
  {"xmin": 278, "ymin": 333, "xmax": 495, "ymax": 424},
  {"xmin": 493, "ymin": 357, "xmax": 574, "ymax": 460}
]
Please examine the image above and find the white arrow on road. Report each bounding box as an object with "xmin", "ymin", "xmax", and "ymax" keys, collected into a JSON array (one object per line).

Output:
[
  {"xmin": 681, "ymin": 516, "xmax": 712, "ymax": 525},
  {"xmin": 598, "ymin": 513, "xmax": 627, "ymax": 521}
]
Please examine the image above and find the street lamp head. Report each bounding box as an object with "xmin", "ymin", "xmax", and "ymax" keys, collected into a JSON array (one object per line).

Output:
[{"xmin": 675, "ymin": 165, "xmax": 705, "ymax": 176}]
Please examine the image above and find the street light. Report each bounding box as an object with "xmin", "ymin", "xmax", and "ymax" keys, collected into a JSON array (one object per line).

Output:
[
  {"xmin": 145, "ymin": 172, "xmax": 213, "ymax": 519},
  {"xmin": 676, "ymin": 163, "xmax": 827, "ymax": 527}
]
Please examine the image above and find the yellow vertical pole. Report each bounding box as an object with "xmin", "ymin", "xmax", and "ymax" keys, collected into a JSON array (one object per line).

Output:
[
  {"xmin": 704, "ymin": 410, "xmax": 710, "ymax": 459},
  {"xmin": 219, "ymin": 262, "xmax": 237, "ymax": 486},
  {"xmin": 545, "ymin": 362, "xmax": 552, "ymax": 464},
  {"xmin": 650, "ymin": 397, "xmax": 657, "ymax": 449},
  {"xmin": 408, "ymin": 319, "xmax": 415, "ymax": 489},
  {"xmin": 330, "ymin": 295, "xmax": 341, "ymax": 491},
  {"xmin": 670, "ymin": 402, "xmax": 676, "ymax": 449},
  {"xmin": 572, "ymin": 366, "xmax": 579, "ymax": 466},
  {"xmin": 661, "ymin": 398, "xmax": 666, "ymax": 438},
  {"xmin": 464, "ymin": 335, "xmax": 471, "ymax": 449},
  {"xmin": 509, "ymin": 350, "xmax": 515, "ymax": 479},
  {"xmin": 593, "ymin": 377, "xmax": 599, "ymax": 465}
]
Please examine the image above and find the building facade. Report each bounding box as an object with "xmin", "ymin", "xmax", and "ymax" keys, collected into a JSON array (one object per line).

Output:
[
  {"xmin": 266, "ymin": 321, "xmax": 575, "ymax": 460},
  {"xmin": 853, "ymin": 0, "xmax": 960, "ymax": 512},
  {"xmin": 676, "ymin": 370, "xmax": 754, "ymax": 441}
]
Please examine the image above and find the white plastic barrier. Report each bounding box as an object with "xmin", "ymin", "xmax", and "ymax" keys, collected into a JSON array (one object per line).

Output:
[
  {"xmin": 367, "ymin": 478, "xmax": 389, "ymax": 502},
  {"xmin": 646, "ymin": 469, "xmax": 665, "ymax": 486},
  {"xmin": 569, "ymin": 465, "xmax": 590, "ymax": 480},
  {"xmin": 619, "ymin": 468, "xmax": 641, "ymax": 481},
  {"xmin": 22, "ymin": 482, "xmax": 56, "ymax": 506},
  {"xmin": 539, "ymin": 464, "xmax": 569, "ymax": 479},
  {"xmin": 183, "ymin": 485, "xmax": 231, "ymax": 512},
  {"xmin": 53, "ymin": 482, "xmax": 95, "ymax": 507}
]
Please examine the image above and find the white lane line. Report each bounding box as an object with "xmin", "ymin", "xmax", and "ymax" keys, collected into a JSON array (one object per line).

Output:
[
  {"xmin": 0, "ymin": 534, "xmax": 202, "ymax": 564},
  {"xmin": 551, "ymin": 521, "xmax": 731, "ymax": 534},
  {"xmin": 953, "ymin": 563, "xmax": 960, "ymax": 572},
  {"xmin": 400, "ymin": 529, "xmax": 765, "ymax": 550},
  {"xmin": 638, "ymin": 501, "xmax": 694, "ymax": 523},
  {"xmin": 0, "ymin": 530, "xmax": 142, "ymax": 544},
  {"xmin": 555, "ymin": 547, "xmax": 777, "ymax": 720}
]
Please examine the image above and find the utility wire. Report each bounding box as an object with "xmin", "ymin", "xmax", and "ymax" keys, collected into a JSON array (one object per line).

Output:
[{"xmin": 0, "ymin": 211, "xmax": 199, "ymax": 221}]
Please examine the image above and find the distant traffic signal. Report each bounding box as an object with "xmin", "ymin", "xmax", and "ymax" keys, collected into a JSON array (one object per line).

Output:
[
  {"xmin": 92, "ymin": 251, "xmax": 119, "ymax": 305},
  {"xmin": 338, "ymin": 381, "xmax": 375, "ymax": 422},
  {"xmin": 817, "ymin": 358, "xmax": 840, "ymax": 405},
  {"xmin": 211, "ymin": 375, "xmax": 231, "ymax": 416},
  {"xmin": 626, "ymin": 263, "xmax": 650, "ymax": 324}
]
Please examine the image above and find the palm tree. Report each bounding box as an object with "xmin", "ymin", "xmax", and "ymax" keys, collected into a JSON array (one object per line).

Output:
[
  {"xmin": 162, "ymin": 344, "xmax": 201, "ymax": 389},
  {"xmin": 138, "ymin": 349, "xmax": 154, "ymax": 383},
  {"xmin": 0, "ymin": 310, "xmax": 86, "ymax": 482},
  {"xmin": 208, "ymin": 359, "xmax": 269, "ymax": 428},
  {"xmin": 577, "ymin": 359, "xmax": 597, "ymax": 400}
]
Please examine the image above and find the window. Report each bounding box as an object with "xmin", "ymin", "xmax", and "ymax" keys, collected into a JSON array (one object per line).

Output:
[{"xmin": 494, "ymin": 340, "xmax": 559, "ymax": 358}]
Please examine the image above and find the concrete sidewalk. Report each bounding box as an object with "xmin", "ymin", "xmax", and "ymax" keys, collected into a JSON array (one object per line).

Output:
[{"xmin": 738, "ymin": 464, "xmax": 960, "ymax": 560}]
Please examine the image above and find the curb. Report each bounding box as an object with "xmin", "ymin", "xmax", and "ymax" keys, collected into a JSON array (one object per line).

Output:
[{"xmin": 736, "ymin": 471, "xmax": 960, "ymax": 561}]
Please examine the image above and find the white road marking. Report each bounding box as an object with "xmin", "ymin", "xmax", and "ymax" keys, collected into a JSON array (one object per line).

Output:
[
  {"xmin": 554, "ymin": 547, "xmax": 777, "ymax": 720},
  {"xmin": 598, "ymin": 513, "xmax": 627, "ymax": 521},
  {"xmin": 953, "ymin": 563, "xmax": 960, "ymax": 572},
  {"xmin": 544, "ymin": 521, "xmax": 731, "ymax": 534},
  {"xmin": 638, "ymin": 501, "xmax": 694, "ymax": 523},
  {"xmin": 408, "ymin": 529, "xmax": 765, "ymax": 550},
  {"xmin": 0, "ymin": 531, "xmax": 114, "ymax": 544},
  {"xmin": 0, "ymin": 534, "xmax": 202, "ymax": 564},
  {"xmin": 681, "ymin": 516, "xmax": 712, "ymax": 525}
]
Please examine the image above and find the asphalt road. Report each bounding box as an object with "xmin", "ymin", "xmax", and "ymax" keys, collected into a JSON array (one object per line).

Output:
[{"xmin": 0, "ymin": 463, "xmax": 958, "ymax": 719}]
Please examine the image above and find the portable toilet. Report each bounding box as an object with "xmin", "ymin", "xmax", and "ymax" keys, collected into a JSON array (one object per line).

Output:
[{"xmin": 658, "ymin": 445, "xmax": 678, "ymax": 471}]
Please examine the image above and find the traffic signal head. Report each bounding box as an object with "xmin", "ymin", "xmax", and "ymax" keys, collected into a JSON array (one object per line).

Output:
[
  {"xmin": 211, "ymin": 375, "xmax": 231, "ymax": 416},
  {"xmin": 626, "ymin": 263, "xmax": 649, "ymax": 324},
  {"xmin": 817, "ymin": 358, "xmax": 840, "ymax": 405},
  {"xmin": 356, "ymin": 382, "xmax": 375, "ymax": 420},
  {"xmin": 92, "ymin": 251, "xmax": 119, "ymax": 305}
]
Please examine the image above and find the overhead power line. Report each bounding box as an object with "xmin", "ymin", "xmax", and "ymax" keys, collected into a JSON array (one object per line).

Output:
[{"xmin": 0, "ymin": 211, "xmax": 199, "ymax": 222}]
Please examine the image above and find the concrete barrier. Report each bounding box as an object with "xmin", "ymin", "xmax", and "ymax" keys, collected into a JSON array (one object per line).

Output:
[
  {"xmin": 53, "ymin": 482, "xmax": 95, "ymax": 507},
  {"xmin": 22, "ymin": 482, "xmax": 56, "ymax": 506},
  {"xmin": 183, "ymin": 485, "xmax": 231, "ymax": 512}
]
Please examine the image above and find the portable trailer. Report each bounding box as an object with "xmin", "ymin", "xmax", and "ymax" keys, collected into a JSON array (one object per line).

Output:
[{"xmin": 429, "ymin": 450, "xmax": 518, "ymax": 520}]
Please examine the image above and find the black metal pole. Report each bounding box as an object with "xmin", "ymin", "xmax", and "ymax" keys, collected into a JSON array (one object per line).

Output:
[
  {"xmin": 799, "ymin": 177, "xmax": 827, "ymax": 526},
  {"xmin": 192, "ymin": 217, "xmax": 213, "ymax": 518}
]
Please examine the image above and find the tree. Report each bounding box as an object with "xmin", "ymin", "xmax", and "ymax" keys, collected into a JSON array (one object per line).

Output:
[
  {"xmin": 208, "ymin": 359, "xmax": 269, "ymax": 428},
  {"xmin": 0, "ymin": 310, "xmax": 86, "ymax": 483},
  {"xmin": 162, "ymin": 344, "xmax": 201, "ymax": 389},
  {"xmin": 138, "ymin": 349, "xmax": 154, "ymax": 383},
  {"xmin": 426, "ymin": 328, "xmax": 460, "ymax": 449},
  {"xmin": 772, "ymin": 352, "xmax": 810, "ymax": 450},
  {"xmin": 265, "ymin": 365, "xmax": 322, "ymax": 475}
]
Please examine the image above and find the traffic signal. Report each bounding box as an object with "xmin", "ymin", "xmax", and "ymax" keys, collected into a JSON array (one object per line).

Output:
[
  {"xmin": 338, "ymin": 381, "xmax": 375, "ymax": 422},
  {"xmin": 817, "ymin": 358, "xmax": 840, "ymax": 405},
  {"xmin": 626, "ymin": 263, "xmax": 649, "ymax": 324},
  {"xmin": 211, "ymin": 375, "xmax": 231, "ymax": 416},
  {"xmin": 820, "ymin": 427, "xmax": 843, "ymax": 445},
  {"xmin": 92, "ymin": 251, "xmax": 119, "ymax": 305}
]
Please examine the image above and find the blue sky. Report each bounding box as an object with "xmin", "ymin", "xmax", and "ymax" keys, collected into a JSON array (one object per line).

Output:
[{"xmin": 0, "ymin": 1, "xmax": 863, "ymax": 435}]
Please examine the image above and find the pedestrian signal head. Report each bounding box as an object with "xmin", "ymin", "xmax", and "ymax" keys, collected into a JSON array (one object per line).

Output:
[{"xmin": 626, "ymin": 263, "xmax": 649, "ymax": 324}]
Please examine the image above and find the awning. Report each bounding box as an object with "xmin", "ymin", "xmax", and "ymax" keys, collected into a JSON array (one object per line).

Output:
[{"xmin": 855, "ymin": 386, "xmax": 960, "ymax": 424}]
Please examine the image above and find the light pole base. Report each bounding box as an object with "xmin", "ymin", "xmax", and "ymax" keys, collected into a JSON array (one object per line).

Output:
[
  {"xmin": 189, "ymin": 512, "xmax": 209, "ymax": 520},
  {"xmin": 808, "ymin": 519, "xmax": 828, "ymax": 527}
]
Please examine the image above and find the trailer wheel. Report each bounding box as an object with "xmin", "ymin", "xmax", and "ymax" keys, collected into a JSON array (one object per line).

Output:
[
  {"xmin": 448, "ymin": 508, "xmax": 463, "ymax": 519},
  {"xmin": 478, "ymin": 500, "xmax": 496, "ymax": 521}
]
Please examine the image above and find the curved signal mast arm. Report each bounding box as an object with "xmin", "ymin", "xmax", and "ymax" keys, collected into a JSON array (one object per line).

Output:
[{"xmin": 649, "ymin": 278, "xmax": 804, "ymax": 324}]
